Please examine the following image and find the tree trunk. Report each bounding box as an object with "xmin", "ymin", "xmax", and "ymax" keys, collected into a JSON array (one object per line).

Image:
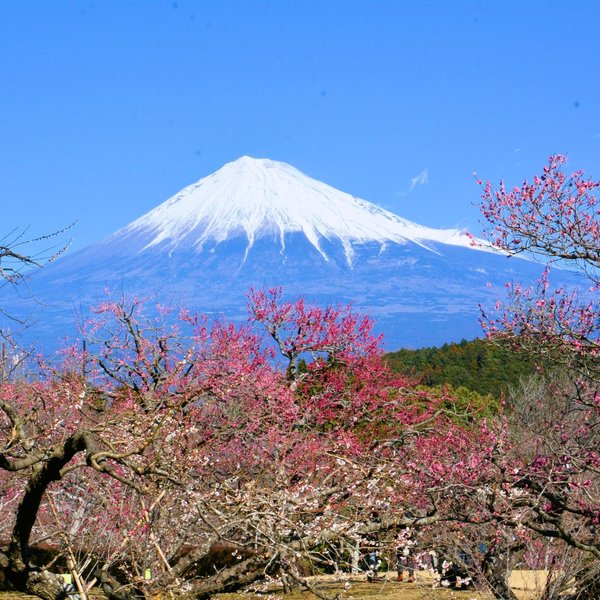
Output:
[
  {"xmin": 481, "ymin": 549, "xmax": 518, "ymax": 600},
  {"xmin": 190, "ymin": 554, "xmax": 270, "ymax": 598},
  {"xmin": 4, "ymin": 431, "xmax": 98, "ymax": 600}
]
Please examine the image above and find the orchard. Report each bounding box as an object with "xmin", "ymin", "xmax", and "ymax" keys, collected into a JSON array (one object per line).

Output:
[{"xmin": 0, "ymin": 155, "xmax": 598, "ymax": 600}]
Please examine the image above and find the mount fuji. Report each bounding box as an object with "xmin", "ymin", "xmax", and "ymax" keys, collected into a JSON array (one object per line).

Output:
[{"xmin": 1, "ymin": 157, "xmax": 581, "ymax": 350}]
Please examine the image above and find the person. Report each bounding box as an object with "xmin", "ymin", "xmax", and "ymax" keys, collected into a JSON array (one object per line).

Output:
[
  {"xmin": 366, "ymin": 549, "xmax": 379, "ymax": 581},
  {"xmin": 363, "ymin": 531, "xmax": 380, "ymax": 582},
  {"xmin": 396, "ymin": 528, "xmax": 416, "ymax": 582}
]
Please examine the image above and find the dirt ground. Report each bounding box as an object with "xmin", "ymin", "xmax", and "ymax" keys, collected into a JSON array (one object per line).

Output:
[
  {"xmin": 214, "ymin": 569, "xmax": 550, "ymax": 599},
  {"xmin": 0, "ymin": 570, "xmax": 550, "ymax": 599}
]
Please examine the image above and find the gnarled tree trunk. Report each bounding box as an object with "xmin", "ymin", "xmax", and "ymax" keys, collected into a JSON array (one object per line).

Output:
[{"xmin": 3, "ymin": 431, "xmax": 100, "ymax": 600}]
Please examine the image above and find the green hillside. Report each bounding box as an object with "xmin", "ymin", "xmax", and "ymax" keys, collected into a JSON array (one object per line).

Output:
[{"xmin": 385, "ymin": 338, "xmax": 537, "ymax": 399}]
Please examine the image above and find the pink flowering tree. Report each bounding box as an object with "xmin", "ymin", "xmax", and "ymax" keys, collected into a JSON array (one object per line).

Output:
[
  {"xmin": 0, "ymin": 288, "xmax": 488, "ymax": 600},
  {"xmin": 474, "ymin": 155, "xmax": 600, "ymax": 599}
]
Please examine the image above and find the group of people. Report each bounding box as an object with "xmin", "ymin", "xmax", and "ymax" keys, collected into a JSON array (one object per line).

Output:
[
  {"xmin": 364, "ymin": 527, "xmax": 418, "ymax": 583},
  {"xmin": 365, "ymin": 528, "xmax": 466, "ymax": 586}
]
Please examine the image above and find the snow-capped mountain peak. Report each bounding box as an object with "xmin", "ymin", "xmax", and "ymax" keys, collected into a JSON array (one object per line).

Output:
[
  {"xmin": 114, "ymin": 156, "xmax": 475, "ymax": 265},
  {"xmin": 5, "ymin": 156, "xmax": 584, "ymax": 353}
]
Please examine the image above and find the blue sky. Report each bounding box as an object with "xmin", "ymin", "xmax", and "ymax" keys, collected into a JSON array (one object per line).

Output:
[{"xmin": 1, "ymin": 1, "xmax": 599, "ymax": 253}]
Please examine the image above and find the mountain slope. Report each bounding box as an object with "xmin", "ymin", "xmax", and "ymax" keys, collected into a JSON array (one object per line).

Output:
[
  {"xmin": 109, "ymin": 156, "xmax": 476, "ymax": 265},
  {"xmin": 0, "ymin": 157, "xmax": 583, "ymax": 351}
]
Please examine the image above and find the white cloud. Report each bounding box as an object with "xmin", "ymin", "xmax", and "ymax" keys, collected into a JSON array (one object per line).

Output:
[
  {"xmin": 397, "ymin": 169, "xmax": 429, "ymax": 197},
  {"xmin": 409, "ymin": 169, "xmax": 429, "ymax": 191}
]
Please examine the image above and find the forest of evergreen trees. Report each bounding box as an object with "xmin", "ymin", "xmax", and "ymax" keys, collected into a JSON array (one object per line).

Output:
[{"xmin": 385, "ymin": 337, "xmax": 538, "ymax": 400}]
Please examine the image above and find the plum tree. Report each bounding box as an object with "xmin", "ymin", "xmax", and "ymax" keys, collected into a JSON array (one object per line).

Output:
[{"xmin": 473, "ymin": 155, "xmax": 600, "ymax": 599}]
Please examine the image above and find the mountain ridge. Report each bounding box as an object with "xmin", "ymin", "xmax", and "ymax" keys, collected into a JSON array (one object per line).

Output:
[
  {"xmin": 0, "ymin": 157, "xmax": 583, "ymax": 351},
  {"xmin": 107, "ymin": 156, "xmax": 480, "ymax": 266}
]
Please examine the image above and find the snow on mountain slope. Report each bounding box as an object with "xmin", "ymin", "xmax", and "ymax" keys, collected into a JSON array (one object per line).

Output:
[
  {"xmin": 112, "ymin": 156, "xmax": 478, "ymax": 265},
  {"xmin": 2, "ymin": 155, "xmax": 581, "ymax": 352}
]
